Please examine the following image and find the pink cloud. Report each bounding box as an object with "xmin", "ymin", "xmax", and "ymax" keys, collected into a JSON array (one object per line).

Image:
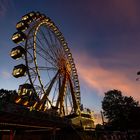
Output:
[
  {"xmin": 74, "ymin": 51, "xmax": 140, "ymax": 101},
  {"xmin": 87, "ymin": 0, "xmax": 139, "ymax": 25},
  {"xmin": 112, "ymin": 0, "xmax": 138, "ymax": 22}
]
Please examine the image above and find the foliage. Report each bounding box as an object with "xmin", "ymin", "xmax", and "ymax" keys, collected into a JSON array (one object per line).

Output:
[
  {"xmin": 102, "ymin": 89, "xmax": 140, "ymax": 130},
  {"xmin": 0, "ymin": 89, "xmax": 18, "ymax": 102},
  {"xmin": 95, "ymin": 124, "xmax": 104, "ymax": 131}
]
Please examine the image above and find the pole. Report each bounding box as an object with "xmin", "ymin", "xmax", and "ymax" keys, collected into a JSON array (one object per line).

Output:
[
  {"xmin": 10, "ymin": 130, "xmax": 14, "ymax": 140},
  {"xmin": 100, "ymin": 111, "xmax": 105, "ymax": 127}
]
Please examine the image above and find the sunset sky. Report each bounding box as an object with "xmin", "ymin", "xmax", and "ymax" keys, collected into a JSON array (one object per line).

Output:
[{"xmin": 0, "ymin": 0, "xmax": 140, "ymax": 117}]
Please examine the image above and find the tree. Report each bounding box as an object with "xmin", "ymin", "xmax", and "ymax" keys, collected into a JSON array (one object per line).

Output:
[
  {"xmin": 102, "ymin": 89, "xmax": 140, "ymax": 130},
  {"xmin": 0, "ymin": 89, "xmax": 18, "ymax": 102}
]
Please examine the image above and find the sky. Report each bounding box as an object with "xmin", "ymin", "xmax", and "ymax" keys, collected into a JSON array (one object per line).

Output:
[{"xmin": 0, "ymin": 0, "xmax": 140, "ymax": 122}]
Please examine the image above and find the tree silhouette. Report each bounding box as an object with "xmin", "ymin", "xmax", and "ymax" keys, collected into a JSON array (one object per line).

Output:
[
  {"xmin": 0, "ymin": 89, "xmax": 18, "ymax": 102},
  {"xmin": 102, "ymin": 89, "xmax": 140, "ymax": 130}
]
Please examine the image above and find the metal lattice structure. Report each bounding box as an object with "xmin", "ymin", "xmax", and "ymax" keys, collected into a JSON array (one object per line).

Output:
[{"xmin": 10, "ymin": 11, "xmax": 81, "ymax": 117}]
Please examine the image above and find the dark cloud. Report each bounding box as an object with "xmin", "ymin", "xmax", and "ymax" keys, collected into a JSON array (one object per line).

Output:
[
  {"xmin": 0, "ymin": 0, "xmax": 14, "ymax": 18},
  {"xmin": 0, "ymin": 0, "xmax": 7, "ymax": 17}
]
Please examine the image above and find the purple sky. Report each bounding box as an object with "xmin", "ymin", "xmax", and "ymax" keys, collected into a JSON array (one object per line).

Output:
[{"xmin": 0, "ymin": 0, "xmax": 140, "ymax": 117}]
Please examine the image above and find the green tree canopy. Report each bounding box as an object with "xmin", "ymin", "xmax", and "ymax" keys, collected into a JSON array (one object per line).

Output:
[{"xmin": 102, "ymin": 89, "xmax": 140, "ymax": 130}]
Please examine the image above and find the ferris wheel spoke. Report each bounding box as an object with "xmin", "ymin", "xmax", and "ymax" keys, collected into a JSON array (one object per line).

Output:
[
  {"xmin": 35, "ymin": 49, "xmax": 57, "ymax": 68},
  {"xmin": 47, "ymin": 29, "xmax": 62, "ymax": 57},
  {"xmin": 64, "ymin": 84, "xmax": 73, "ymax": 114},
  {"xmin": 53, "ymin": 43, "xmax": 64, "ymax": 59},
  {"xmin": 52, "ymin": 80, "xmax": 59, "ymax": 104},
  {"xmin": 38, "ymin": 28, "xmax": 59, "ymax": 60},
  {"xmin": 35, "ymin": 86, "xmax": 43, "ymax": 98},
  {"xmin": 56, "ymin": 73, "xmax": 67, "ymax": 115},
  {"xmin": 26, "ymin": 40, "xmax": 36, "ymax": 63},
  {"xmin": 27, "ymin": 39, "xmax": 34, "ymax": 49},
  {"xmin": 32, "ymin": 75, "xmax": 38, "ymax": 83},
  {"xmin": 68, "ymin": 76, "xmax": 78, "ymax": 113},
  {"xmin": 47, "ymin": 29, "xmax": 62, "ymax": 54},
  {"xmin": 27, "ymin": 70, "xmax": 38, "ymax": 82},
  {"xmin": 39, "ymin": 28, "xmax": 66, "ymax": 66},
  {"xmin": 64, "ymin": 92, "xmax": 68, "ymax": 115},
  {"xmin": 40, "ymin": 27, "xmax": 64, "ymax": 61},
  {"xmin": 36, "ymin": 36, "xmax": 57, "ymax": 63},
  {"xmin": 46, "ymin": 27, "xmax": 56, "ymax": 45},
  {"xmin": 49, "ymin": 33, "xmax": 65, "ymax": 58},
  {"xmin": 36, "ymin": 48, "xmax": 56, "ymax": 66},
  {"xmin": 54, "ymin": 36, "xmax": 66, "ymax": 57},
  {"xmin": 44, "ymin": 71, "xmax": 59, "ymax": 96},
  {"xmin": 35, "ymin": 43, "xmax": 58, "ymax": 66},
  {"xmin": 32, "ymin": 66, "xmax": 57, "ymax": 71},
  {"xmin": 39, "ymin": 71, "xmax": 59, "ymax": 109},
  {"xmin": 67, "ymin": 86, "xmax": 74, "ymax": 113}
]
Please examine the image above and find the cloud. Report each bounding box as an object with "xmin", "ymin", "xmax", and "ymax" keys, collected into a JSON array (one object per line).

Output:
[
  {"xmin": 87, "ymin": 0, "xmax": 139, "ymax": 25},
  {"xmin": 0, "ymin": 1, "xmax": 6, "ymax": 17},
  {"xmin": 111, "ymin": 0, "xmax": 138, "ymax": 22},
  {"xmin": 0, "ymin": 0, "xmax": 14, "ymax": 17},
  {"xmin": 74, "ymin": 51, "xmax": 140, "ymax": 101},
  {"xmin": 1, "ymin": 70, "xmax": 11, "ymax": 79}
]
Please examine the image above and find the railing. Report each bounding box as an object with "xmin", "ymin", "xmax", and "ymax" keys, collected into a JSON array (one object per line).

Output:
[
  {"xmin": 95, "ymin": 130, "xmax": 140, "ymax": 140},
  {"xmin": 0, "ymin": 99, "xmax": 71, "ymax": 129}
]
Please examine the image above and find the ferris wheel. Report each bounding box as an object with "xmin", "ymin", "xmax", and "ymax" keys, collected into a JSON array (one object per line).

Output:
[{"xmin": 10, "ymin": 11, "xmax": 81, "ymax": 116}]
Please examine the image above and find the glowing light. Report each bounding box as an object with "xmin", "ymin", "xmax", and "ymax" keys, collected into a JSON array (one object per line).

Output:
[
  {"xmin": 15, "ymin": 98, "xmax": 21, "ymax": 103},
  {"xmin": 23, "ymin": 101, "xmax": 28, "ymax": 106},
  {"xmin": 33, "ymin": 102, "xmax": 38, "ymax": 108}
]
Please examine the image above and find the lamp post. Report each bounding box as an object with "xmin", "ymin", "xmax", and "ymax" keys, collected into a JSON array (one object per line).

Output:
[{"xmin": 100, "ymin": 111, "xmax": 105, "ymax": 127}]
